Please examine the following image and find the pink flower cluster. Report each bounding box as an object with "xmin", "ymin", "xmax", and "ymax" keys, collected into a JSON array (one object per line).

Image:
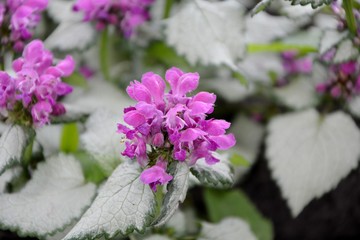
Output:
[
  {"xmin": 0, "ymin": 0, "xmax": 48, "ymax": 52},
  {"xmin": 73, "ymin": 0, "xmax": 154, "ymax": 38},
  {"xmin": 276, "ymin": 51, "xmax": 312, "ymax": 87},
  {"xmin": 0, "ymin": 40, "xmax": 75, "ymax": 127},
  {"xmin": 118, "ymin": 67, "xmax": 236, "ymax": 191},
  {"xmin": 316, "ymin": 61, "xmax": 360, "ymax": 99}
]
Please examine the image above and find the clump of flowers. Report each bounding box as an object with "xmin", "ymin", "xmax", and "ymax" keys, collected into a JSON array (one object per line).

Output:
[
  {"xmin": 275, "ymin": 51, "xmax": 312, "ymax": 87},
  {"xmin": 0, "ymin": 39, "xmax": 75, "ymax": 127},
  {"xmin": 73, "ymin": 0, "xmax": 154, "ymax": 38},
  {"xmin": 316, "ymin": 61, "xmax": 360, "ymax": 100},
  {"xmin": 0, "ymin": 0, "xmax": 48, "ymax": 52},
  {"xmin": 117, "ymin": 67, "xmax": 236, "ymax": 191}
]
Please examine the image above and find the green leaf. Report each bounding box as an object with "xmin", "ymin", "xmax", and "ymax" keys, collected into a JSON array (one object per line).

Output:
[
  {"xmin": 247, "ymin": 43, "xmax": 317, "ymax": 54},
  {"xmin": 251, "ymin": 0, "xmax": 273, "ymax": 16},
  {"xmin": 145, "ymin": 41, "xmax": 192, "ymax": 70},
  {"xmin": 232, "ymin": 72, "xmax": 249, "ymax": 87},
  {"xmin": 286, "ymin": 0, "xmax": 334, "ymax": 8},
  {"xmin": 204, "ymin": 188, "xmax": 273, "ymax": 240},
  {"xmin": 60, "ymin": 123, "xmax": 79, "ymax": 154},
  {"xmin": 63, "ymin": 72, "xmax": 88, "ymax": 88},
  {"xmin": 99, "ymin": 27, "xmax": 110, "ymax": 81},
  {"xmin": 230, "ymin": 153, "xmax": 250, "ymax": 167},
  {"xmin": 0, "ymin": 125, "xmax": 35, "ymax": 175},
  {"xmin": 73, "ymin": 151, "xmax": 107, "ymax": 184}
]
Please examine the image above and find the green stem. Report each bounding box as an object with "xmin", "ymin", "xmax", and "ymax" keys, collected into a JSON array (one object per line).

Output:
[
  {"xmin": 99, "ymin": 27, "xmax": 111, "ymax": 81},
  {"xmin": 0, "ymin": 55, "xmax": 4, "ymax": 71},
  {"xmin": 23, "ymin": 137, "xmax": 34, "ymax": 166},
  {"xmin": 343, "ymin": 0, "xmax": 357, "ymax": 35},
  {"xmin": 163, "ymin": 0, "xmax": 173, "ymax": 19}
]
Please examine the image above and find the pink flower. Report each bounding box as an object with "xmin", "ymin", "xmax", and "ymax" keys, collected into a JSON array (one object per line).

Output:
[
  {"xmin": 315, "ymin": 60, "xmax": 360, "ymax": 100},
  {"xmin": 73, "ymin": 0, "xmax": 154, "ymax": 38},
  {"xmin": 140, "ymin": 159, "xmax": 173, "ymax": 191},
  {"xmin": 118, "ymin": 67, "xmax": 236, "ymax": 190},
  {"xmin": 0, "ymin": 0, "xmax": 48, "ymax": 52},
  {"xmin": 31, "ymin": 101, "xmax": 52, "ymax": 127},
  {"xmin": 0, "ymin": 40, "xmax": 74, "ymax": 127}
]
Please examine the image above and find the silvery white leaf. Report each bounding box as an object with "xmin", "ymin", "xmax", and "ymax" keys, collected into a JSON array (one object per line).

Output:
[
  {"xmin": 45, "ymin": 22, "xmax": 95, "ymax": 51},
  {"xmin": 286, "ymin": 0, "xmax": 334, "ymax": 8},
  {"xmin": 238, "ymin": 53, "xmax": 284, "ymax": 83},
  {"xmin": 144, "ymin": 235, "xmax": 171, "ymax": 240},
  {"xmin": 282, "ymin": 27, "xmax": 322, "ymax": 48},
  {"xmin": 165, "ymin": 0, "xmax": 245, "ymax": 69},
  {"xmin": 230, "ymin": 115, "xmax": 264, "ymax": 181},
  {"xmin": 203, "ymin": 70, "xmax": 254, "ymax": 102},
  {"xmin": 245, "ymin": 12, "xmax": 298, "ymax": 44},
  {"xmin": 251, "ymin": 0, "xmax": 273, "ymax": 16},
  {"xmin": 311, "ymin": 62, "xmax": 328, "ymax": 85},
  {"xmin": 274, "ymin": 77, "xmax": 317, "ymax": 110},
  {"xmin": 165, "ymin": 210, "xmax": 186, "ymax": 236},
  {"xmin": 266, "ymin": 109, "xmax": 360, "ymax": 216},
  {"xmin": 48, "ymin": 0, "xmax": 81, "ymax": 22},
  {"xmin": 36, "ymin": 125, "xmax": 63, "ymax": 157},
  {"xmin": 349, "ymin": 96, "xmax": 360, "ymax": 118},
  {"xmin": 333, "ymin": 39, "xmax": 358, "ymax": 63},
  {"xmin": 63, "ymin": 78, "xmax": 133, "ymax": 114},
  {"xmin": 0, "ymin": 154, "xmax": 96, "ymax": 237},
  {"xmin": 0, "ymin": 125, "xmax": 34, "ymax": 175},
  {"xmin": 64, "ymin": 161, "xmax": 156, "ymax": 239},
  {"xmin": 280, "ymin": 0, "xmax": 320, "ymax": 18},
  {"xmin": 319, "ymin": 30, "xmax": 348, "ymax": 55},
  {"xmin": 190, "ymin": 152, "xmax": 234, "ymax": 188},
  {"xmin": 0, "ymin": 167, "xmax": 22, "ymax": 193},
  {"xmin": 153, "ymin": 162, "xmax": 189, "ymax": 227},
  {"xmin": 199, "ymin": 217, "xmax": 257, "ymax": 240},
  {"xmin": 314, "ymin": 13, "xmax": 338, "ymax": 29},
  {"xmin": 81, "ymin": 109, "xmax": 125, "ymax": 174}
]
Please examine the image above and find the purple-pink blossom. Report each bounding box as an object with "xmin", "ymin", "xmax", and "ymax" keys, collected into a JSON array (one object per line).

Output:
[
  {"xmin": 315, "ymin": 60, "xmax": 360, "ymax": 100},
  {"xmin": 118, "ymin": 67, "xmax": 236, "ymax": 191},
  {"xmin": 73, "ymin": 0, "xmax": 154, "ymax": 38},
  {"xmin": 0, "ymin": 39, "xmax": 75, "ymax": 127},
  {"xmin": 0, "ymin": 0, "xmax": 48, "ymax": 52}
]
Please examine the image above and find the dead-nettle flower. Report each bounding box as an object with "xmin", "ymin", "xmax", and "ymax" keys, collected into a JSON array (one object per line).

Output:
[
  {"xmin": 0, "ymin": 40, "xmax": 75, "ymax": 127},
  {"xmin": 73, "ymin": 0, "xmax": 154, "ymax": 38},
  {"xmin": 118, "ymin": 67, "xmax": 236, "ymax": 191},
  {"xmin": 275, "ymin": 51, "xmax": 312, "ymax": 87},
  {"xmin": 0, "ymin": 0, "xmax": 48, "ymax": 52},
  {"xmin": 316, "ymin": 61, "xmax": 360, "ymax": 100}
]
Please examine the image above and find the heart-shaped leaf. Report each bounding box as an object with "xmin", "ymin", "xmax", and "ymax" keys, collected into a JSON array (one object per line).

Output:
[{"xmin": 266, "ymin": 109, "xmax": 360, "ymax": 216}]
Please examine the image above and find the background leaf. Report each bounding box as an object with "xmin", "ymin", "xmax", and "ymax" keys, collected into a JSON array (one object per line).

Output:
[
  {"xmin": 165, "ymin": 0, "xmax": 245, "ymax": 69},
  {"xmin": 0, "ymin": 154, "xmax": 96, "ymax": 238},
  {"xmin": 266, "ymin": 109, "xmax": 360, "ymax": 216},
  {"xmin": 204, "ymin": 188, "xmax": 273, "ymax": 240},
  {"xmin": 199, "ymin": 217, "xmax": 257, "ymax": 240}
]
